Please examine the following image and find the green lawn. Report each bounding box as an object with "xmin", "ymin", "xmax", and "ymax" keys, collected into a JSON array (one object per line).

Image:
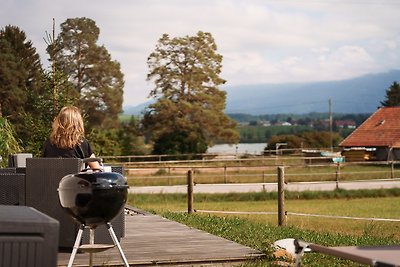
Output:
[
  {"xmin": 129, "ymin": 194, "xmax": 400, "ymax": 240},
  {"xmin": 128, "ymin": 191, "xmax": 400, "ymax": 266}
]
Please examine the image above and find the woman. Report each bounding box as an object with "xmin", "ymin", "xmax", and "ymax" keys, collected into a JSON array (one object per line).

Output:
[{"xmin": 42, "ymin": 106, "xmax": 101, "ymax": 170}]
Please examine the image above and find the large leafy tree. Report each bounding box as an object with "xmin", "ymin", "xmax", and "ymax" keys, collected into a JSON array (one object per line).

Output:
[
  {"xmin": 48, "ymin": 17, "xmax": 124, "ymax": 128},
  {"xmin": 143, "ymin": 31, "xmax": 239, "ymax": 154},
  {"xmin": 381, "ymin": 81, "xmax": 400, "ymax": 107}
]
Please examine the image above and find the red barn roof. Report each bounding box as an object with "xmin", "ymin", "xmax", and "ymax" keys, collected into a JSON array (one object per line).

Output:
[{"xmin": 340, "ymin": 107, "xmax": 400, "ymax": 148}]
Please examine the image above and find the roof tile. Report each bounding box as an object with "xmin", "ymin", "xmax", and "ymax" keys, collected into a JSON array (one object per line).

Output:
[{"xmin": 339, "ymin": 107, "xmax": 400, "ymax": 148}]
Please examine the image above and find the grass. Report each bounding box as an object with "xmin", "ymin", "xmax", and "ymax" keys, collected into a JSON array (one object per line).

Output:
[
  {"xmin": 129, "ymin": 187, "xmax": 400, "ymax": 203},
  {"xmin": 161, "ymin": 212, "xmax": 397, "ymax": 266},
  {"xmin": 128, "ymin": 189, "xmax": 400, "ymax": 266},
  {"xmin": 129, "ymin": 193, "xmax": 400, "ymax": 240}
]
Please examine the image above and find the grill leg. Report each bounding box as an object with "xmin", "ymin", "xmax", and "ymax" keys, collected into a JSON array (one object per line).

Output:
[
  {"xmin": 106, "ymin": 222, "xmax": 129, "ymax": 267},
  {"xmin": 89, "ymin": 228, "xmax": 95, "ymax": 267},
  {"xmin": 68, "ymin": 224, "xmax": 85, "ymax": 267}
]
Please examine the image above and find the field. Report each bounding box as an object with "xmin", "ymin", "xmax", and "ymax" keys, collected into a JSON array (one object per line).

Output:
[
  {"xmin": 124, "ymin": 161, "xmax": 400, "ymax": 187},
  {"xmin": 129, "ymin": 192, "xmax": 400, "ymax": 239},
  {"xmin": 122, "ymin": 156, "xmax": 400, "ymax": 265},
  {"xmin": 128, "ymin": 191, "xmax": 400, "ymax": 266}
]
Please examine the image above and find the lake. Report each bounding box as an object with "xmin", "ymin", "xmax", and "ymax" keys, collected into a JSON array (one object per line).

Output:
[{"xmin": 207, "ymin": 143, "xmax": 267, "ymax": 155}]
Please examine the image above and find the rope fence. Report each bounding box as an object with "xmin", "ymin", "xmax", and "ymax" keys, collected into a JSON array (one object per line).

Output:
[
  {"xmin": 184, "ymin": 167, "xmax": 400, "ymax": 226},
  {"xmin": 194, "ymin": 210, "xmax": 400, "ymax": 222},
  {"xmin": 286, "ymin": 212, "xmax": 400, "ymax": 222},
  {"xmin": 195, "ymin": 210, "xmax": 278, "ymax": 215}
]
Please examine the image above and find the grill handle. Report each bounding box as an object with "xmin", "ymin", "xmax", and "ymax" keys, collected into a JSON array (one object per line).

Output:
[{"xmin": 92, "ymin": 183, "xmax": 129, "ymax": 189}]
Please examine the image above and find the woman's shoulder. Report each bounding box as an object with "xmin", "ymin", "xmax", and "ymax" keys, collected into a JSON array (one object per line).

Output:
[
  {"xmin": 80, "ymin": 138, "xmax": 92, "ymax": 148},
  {"xmin": 78, "ymin": 138, "xmax": 94, "ymax": 157},
  {"xmin": 42, "ymin": 138, "xmax": 53, "ymax": 149}
]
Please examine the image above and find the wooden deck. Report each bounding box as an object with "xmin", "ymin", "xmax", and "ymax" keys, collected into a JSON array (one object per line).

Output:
[{"xmin": 57, "ymin": 209, "xmax": 264, "ymax": 266}]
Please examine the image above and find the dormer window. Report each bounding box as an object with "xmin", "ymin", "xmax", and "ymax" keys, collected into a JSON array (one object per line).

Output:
[{"xmin": 376, "ymin": 119, "xmax": 385, "ymax": 126}]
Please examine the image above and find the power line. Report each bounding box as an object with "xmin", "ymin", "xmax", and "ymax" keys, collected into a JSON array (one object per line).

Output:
[{"xmin": 227, "ymin": 99, "xmax": 377, "ymax": 114}]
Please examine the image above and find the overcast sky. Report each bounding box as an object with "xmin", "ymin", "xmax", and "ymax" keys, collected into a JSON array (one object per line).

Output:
[{"xmin": 2, "ymin": 0, "xmax": 400, "ymax": 106}]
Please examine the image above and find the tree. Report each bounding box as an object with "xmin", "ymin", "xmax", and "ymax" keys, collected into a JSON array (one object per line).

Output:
[
  {"xmin": 301, "ymin": 131, "xmax": 342, "ymax": 148},
  {"xmin": 87, "ymin": 128, "xmax": 122, "ymax": 156},
  {"xmin": 48, "ymin": 17, "xmax": 124, "ymax": 128},
  {"xmin": 21, "ymin": 70, "xmax": 79, "ymax": 155},
  {"xmin": 0, "ymin": 25, "xmax": 43, "ymax": 121},
  {"xmin": 143, "ymin": 31, "xmax": 239, "ymax": 154},
  {"xmin": 0, "ymin": 25, "xmax": 48, "ymax": 152},
  {"xmin": 118, "ymin": 116, "xmax": 149, "ymax": 155},
  {"xmin": 267, "ymin": 131, "xmax": 342, "ymax": 151},
  {"xmin": 266, "ymin": 135, "xmax": 303, "ymax": 151},
  {"xmin": 0, "ymin": 117, "xmax": 22, "ymax": 167},
  {"xmin": 82, "ymin": 116, "xmax": 149, "ymax": 157},
  {"xmin": 381, "ymin": 81, "xmax": 400, "ymax": 107}
]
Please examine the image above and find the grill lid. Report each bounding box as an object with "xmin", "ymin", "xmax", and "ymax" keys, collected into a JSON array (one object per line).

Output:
[{"xmin": 58, "ymin": 171, "xmax": 129, "ymax": 227}]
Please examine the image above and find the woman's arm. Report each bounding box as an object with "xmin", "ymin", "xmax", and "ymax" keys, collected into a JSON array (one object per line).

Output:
[{"xmin": 88, "ymin": 154, "xmax": 102, "ymax": 170}]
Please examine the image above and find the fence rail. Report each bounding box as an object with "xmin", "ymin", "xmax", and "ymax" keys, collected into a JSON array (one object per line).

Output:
[
  {"xmin": 100, "ymin": 147, "xmax": 346, "ymax": 163},
  {"xmin": 119, "ymin": 157, "xmax": 400, "ymax": 186},
  {"xmin": 118, "ymin": 154, "xmax": 400, "ymax": 229},
  {"xmin": 182, "ymin": 167, "xmax": 400, "ymax": 227},
  {"xmin": 194, "ymin": 210, "xmax": 400, "ymax": 222}
]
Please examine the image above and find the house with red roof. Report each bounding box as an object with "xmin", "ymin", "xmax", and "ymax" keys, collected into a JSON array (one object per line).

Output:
[
  {"xmin": 335, "ymin": 120, "xmax": 356, "ymax": 129},
  {"xmin": 339, "ymin": 107, "xmax": 400, "ymax": 161}
]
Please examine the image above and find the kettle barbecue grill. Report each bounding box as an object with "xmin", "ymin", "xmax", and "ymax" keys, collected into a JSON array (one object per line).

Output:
[{"xmin": 58, "ymin": 158, "xmax": 129, "ymax": 267}]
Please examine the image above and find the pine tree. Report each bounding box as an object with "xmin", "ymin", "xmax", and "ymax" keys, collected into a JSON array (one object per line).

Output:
[
  {"xmin": 48, "ymin": 17, "xmax": 124, "ymax": 128},
  {"xmin": 0, "ymin": 25, "xmax": 43, "ymax": 118},
  {"xmin": 381, "ymin": 81, "xmax": 400, "ymax": 107},
  {"xmin": 0, "ymin": 25, "xmax": 46, "ymax": 151},
  {"xmin": 143, "ymin": 31, "xmax": 239, "ymax": 154}
]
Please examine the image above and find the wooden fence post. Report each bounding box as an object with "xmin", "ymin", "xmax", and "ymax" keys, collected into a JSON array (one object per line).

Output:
[
  {"xmin": 168, "ymin": 167, "xmax": 171, "ymax": 186},
  {"xmin": 391, "ymin": 161, "xmax": 394, "ymax": 179},
  {"xmin": 187, "ymin": 170, "xmax": 194, "ymax": 213},
  {"xmin": 224, "ymin": 165, "xmax": 227, "ymax": 183},
  {"xmin": 277, "ymin": 166, "xmax": 285, "ymax": 226},
  {"xmin": 335, "ymin": 163, "xmax": 341, "ymax": 189}
]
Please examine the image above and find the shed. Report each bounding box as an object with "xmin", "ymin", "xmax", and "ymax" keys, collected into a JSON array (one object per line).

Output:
[{"xmin": 339, "ymin": 107, "xmax": 400, "ymax": 161}]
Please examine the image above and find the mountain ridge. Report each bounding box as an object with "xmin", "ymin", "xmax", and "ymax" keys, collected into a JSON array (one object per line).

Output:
[{"xmin": 123, "ymin": 70, "xmax": 400, "ymax": 115}]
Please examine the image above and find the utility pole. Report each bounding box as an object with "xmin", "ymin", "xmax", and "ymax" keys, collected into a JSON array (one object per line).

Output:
[{"xmin": 329, "ymin": 98, "xmax": 333, "ymax": 152}]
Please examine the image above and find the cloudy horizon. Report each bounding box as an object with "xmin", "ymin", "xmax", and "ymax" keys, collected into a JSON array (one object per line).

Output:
[{"xmin": 2, "ymin": 0, "xmax": 400, "ymax": 106}]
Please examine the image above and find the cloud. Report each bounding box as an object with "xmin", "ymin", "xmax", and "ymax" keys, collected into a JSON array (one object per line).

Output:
[{"xmin": 1, "ymin": 0, "xmax": 400, "ymax": 106}]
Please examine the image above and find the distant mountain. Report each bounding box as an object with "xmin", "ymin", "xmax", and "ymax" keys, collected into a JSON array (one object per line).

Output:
[
  {"xmin": 224, "ymin": 70, "xmax": 400, "ymax": 114},
  {"xmin": 123, "ymin": 70, "xmax": 400, "ymax": 115},
  {"xmin": 123, "ymin": 101, "xmax": 152, "ymax": 115}
]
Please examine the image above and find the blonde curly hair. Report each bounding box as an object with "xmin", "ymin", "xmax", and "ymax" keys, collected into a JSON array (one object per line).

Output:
[{"xmin": 50, "ymin": 106, "xmax": 85, "ymax": 149}]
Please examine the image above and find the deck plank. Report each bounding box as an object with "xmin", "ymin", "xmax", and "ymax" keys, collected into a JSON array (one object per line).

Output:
[{"xmin": 57, "ymin": 211, "xmax": 264, "ymax": 266}]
